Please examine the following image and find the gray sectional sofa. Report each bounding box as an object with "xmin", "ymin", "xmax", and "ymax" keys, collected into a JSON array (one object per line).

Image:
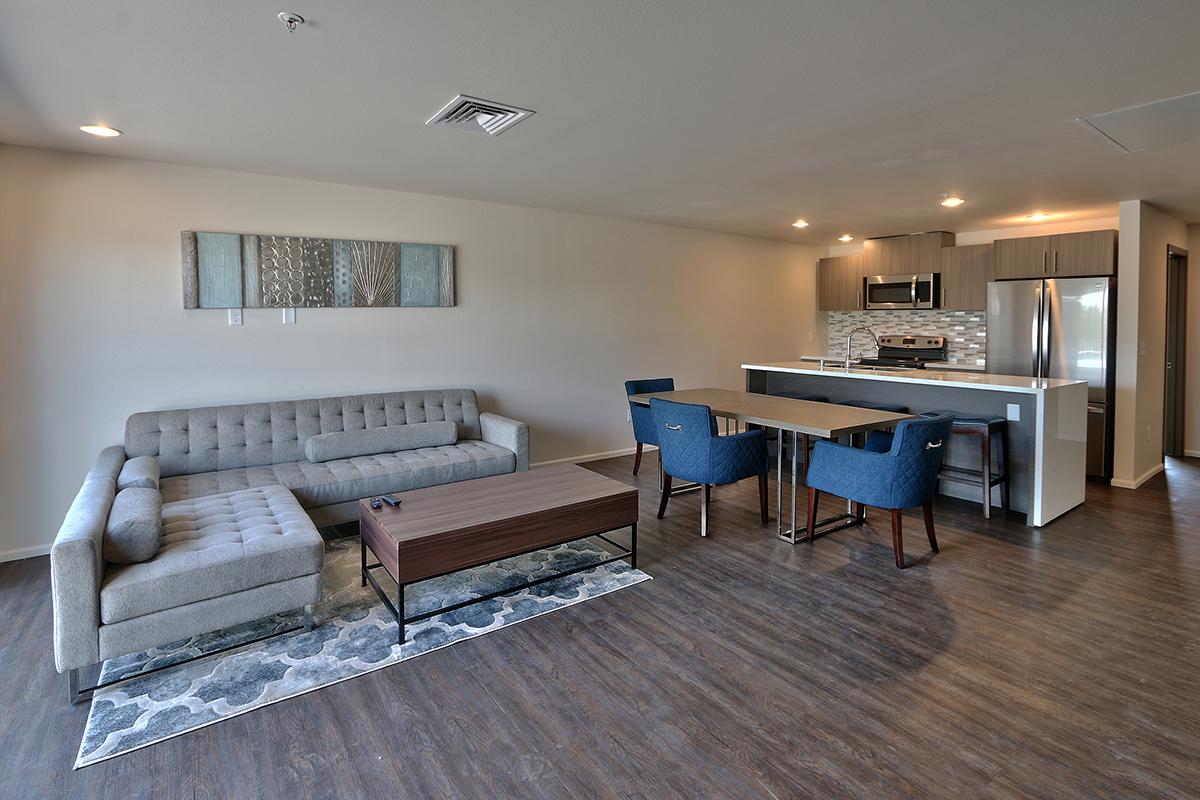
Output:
[{"xmin": 51, "ymin": 388, "xmax": 528, "ymax": 701}]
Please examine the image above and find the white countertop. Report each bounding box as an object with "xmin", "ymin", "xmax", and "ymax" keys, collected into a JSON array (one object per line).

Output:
[{"xmin": 742, "ymin": 361, "xmax": 1086, "ymax": 394}]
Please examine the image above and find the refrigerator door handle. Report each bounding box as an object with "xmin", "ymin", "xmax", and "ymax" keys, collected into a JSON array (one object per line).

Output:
[
  {"xmin": 1033, "ymin": 285, "xmax": 1043, "ymax": 379},
  {"xmin": 1041, "ymin": 284, "xmax": 1052, "ymax": 378}
]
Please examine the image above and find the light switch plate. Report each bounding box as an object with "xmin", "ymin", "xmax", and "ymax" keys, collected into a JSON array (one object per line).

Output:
[
  {"xmin": 227, "ymin": 308, "xmax": 243, "ymax": 326},
  {"xmin": 282, "ymin": 308, "xmax": 296, "ymax": 325},
  {"xmin": 1006, "ymin": 403, "xmax": 1020, "ymax": 422}
]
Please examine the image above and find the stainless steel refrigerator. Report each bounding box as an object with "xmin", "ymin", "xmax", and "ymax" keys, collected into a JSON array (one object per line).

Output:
[{"xmin": 987, "ymin": 277, "xmax": 1116, "ymax": 478}]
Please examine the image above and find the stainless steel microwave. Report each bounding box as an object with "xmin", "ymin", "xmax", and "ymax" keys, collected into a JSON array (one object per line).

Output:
[{"xmin": 865, "ymin": 273, "xmax": 940, "ymax": 309}]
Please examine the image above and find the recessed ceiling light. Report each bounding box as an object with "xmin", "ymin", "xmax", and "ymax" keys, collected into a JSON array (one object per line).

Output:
[
  {"xmin": 1027, "ymin": 212, "xmax": 1052, "ymax": 222},
  {"xmin": 940, "ymin": 195, "xmax": 965, "ymax": 207},
  {"xmin": 838, "ymin": 234, "xmax": 854, "ymax": 242},
  {"xmin": 79, "ymin": 124, "xmax": 122, "ymax": 138},
  {"xmin": 792, "ymin": 219, "xmax": 810, "ymax": 229}
]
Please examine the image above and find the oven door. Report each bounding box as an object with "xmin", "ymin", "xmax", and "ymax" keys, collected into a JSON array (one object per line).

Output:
[{"xmin": 865, "ymin": 273, "xmax": 939, "ymax": 309}]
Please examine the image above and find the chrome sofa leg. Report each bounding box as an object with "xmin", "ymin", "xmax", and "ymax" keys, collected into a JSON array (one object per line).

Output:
[
  {"xmin": 68, "ymin": 667, "xmax": 92, "ymax": 705},
  {"xmin": 304, "ymin": 604, "xmax": 315, "ymax": 632}
]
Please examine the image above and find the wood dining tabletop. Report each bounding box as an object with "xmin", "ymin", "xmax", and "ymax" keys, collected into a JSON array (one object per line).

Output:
[{"xmin": 628, "ymin": 387, "xmax": 910, "ymax": 438}]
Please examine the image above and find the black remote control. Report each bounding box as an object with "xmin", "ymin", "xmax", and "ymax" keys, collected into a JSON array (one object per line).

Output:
[{"xmin": 381, "ymin": 494, "xmax": 402, "ymax": 507}]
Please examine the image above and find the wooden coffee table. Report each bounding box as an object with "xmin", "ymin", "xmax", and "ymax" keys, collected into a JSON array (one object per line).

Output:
[{"xmin": 358, "ymin": 464, "xmax": 639, "ymax": 643}]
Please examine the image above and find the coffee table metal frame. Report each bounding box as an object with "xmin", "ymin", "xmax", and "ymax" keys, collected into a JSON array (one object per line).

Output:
[{"xmin": 360, "ymin": 524, "xmax": 636, "ymax": 645}]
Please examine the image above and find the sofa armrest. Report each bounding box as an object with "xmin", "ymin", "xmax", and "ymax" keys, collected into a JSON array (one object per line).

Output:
[
  {"xmin": 479, "ymin": 412, "xmax": 529, "ymax": 472},
  {"xmin": 51, "ymin": 475, "xmax": 115, "ymax": 672}
]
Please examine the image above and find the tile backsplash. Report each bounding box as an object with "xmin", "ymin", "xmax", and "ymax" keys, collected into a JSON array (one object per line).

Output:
[{"xmin": 826, "ymin": 310, "xmax": 987, "ymax": 365}]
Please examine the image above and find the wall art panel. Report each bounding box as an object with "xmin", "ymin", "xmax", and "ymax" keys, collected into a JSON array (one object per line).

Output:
[{"xmin": 182, "ymin": 231, "xmax": 455, "ymax": 309}]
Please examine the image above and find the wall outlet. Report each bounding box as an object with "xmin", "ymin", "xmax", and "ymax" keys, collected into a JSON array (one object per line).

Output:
[
  {"xmin": 227, "ymin": 308, "xmax": 243, "ymax": 326},
  {"xmin": 1006, "ymin": 403, "xmax": 1020, "ymax": 422},
  {"xmin": 1145, "ymin": 425, "xmax": 1152, "ymax": 443},
  {"xmin": 808, "ymin": 330, "xmax": 815, "ymax": 341},
  {"xmin": 1138, "ymin": 340, "xmax": 1146, "ymax": 357},
  {"xmin": 626, "ymin": 408, "xmax": 632, "ymax": 423},
  {"xmin": 282, "ymin": 308, "xmax": 296, "ymax": 325}
]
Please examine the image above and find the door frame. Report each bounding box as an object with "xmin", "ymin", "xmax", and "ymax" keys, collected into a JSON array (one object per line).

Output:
[{"xmin": 1164, "ymin": 245, "xmax": 1188, "ymax": 458}]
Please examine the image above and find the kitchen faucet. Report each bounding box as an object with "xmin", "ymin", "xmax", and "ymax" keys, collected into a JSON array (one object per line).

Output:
[{"xmin": 845, "ymin": 326, "xmax": 880, "ymax": 368}]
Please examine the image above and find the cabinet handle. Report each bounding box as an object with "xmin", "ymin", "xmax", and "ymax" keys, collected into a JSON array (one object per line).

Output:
[
  {"xmin": 1053, "ymin": 251, "xmax": 1058, "ymax": 274},
  {"xmin": 941, "ymin": 287, "xmax": 946, "ymax": 308},
  {"xmin": 1042, "ymin": 251, "xmax": 1047, "ymax": 274}
]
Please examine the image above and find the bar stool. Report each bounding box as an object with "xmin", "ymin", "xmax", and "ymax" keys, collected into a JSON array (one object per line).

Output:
[
  {"xmin": 936, "ymin": 414, "xmax": 1010, "ymax": 519},
  {"xmin": 836, "ymin": 399, "xmax": 910, "ymax": 413}
]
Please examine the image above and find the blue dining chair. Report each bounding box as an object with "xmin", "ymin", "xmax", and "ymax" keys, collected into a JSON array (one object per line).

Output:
[
  {"xmin": 625, "ymin": 378, "xmax": 675, "ymax": 475},
  {"xmin": 650, "ymin": 398, "xmax": 769, "ymax": 537},
  {"xmin": 805, "ymin": 412, "xmax": 954, "ymax": 568}
]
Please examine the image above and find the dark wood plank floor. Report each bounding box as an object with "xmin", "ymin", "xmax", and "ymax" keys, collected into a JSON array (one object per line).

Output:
[{"xmin": 3, "ymin": 455, "xmax": 1199, "ymax": 799}]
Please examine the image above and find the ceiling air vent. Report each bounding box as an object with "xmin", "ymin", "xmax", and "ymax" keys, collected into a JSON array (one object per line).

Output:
[{"xmin": 425, "ymin": 94, "xmax": 535, "ymax": 136}]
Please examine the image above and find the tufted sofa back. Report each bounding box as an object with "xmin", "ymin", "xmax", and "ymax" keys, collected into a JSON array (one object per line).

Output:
[{"xmin": 125, "ymin": 389, "xmax": 482, "ymax": 478}]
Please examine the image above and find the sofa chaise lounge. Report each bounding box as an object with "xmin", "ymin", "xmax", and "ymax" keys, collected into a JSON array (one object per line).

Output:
[{"xmin": 51, "ymin": 388, "xmax": 528, "ymax": 702}]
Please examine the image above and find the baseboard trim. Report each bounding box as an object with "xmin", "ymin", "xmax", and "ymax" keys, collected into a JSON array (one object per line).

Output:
[
  {"xmin": 0, "ymin": 543, "xmax": 51, "ymax": 563},
  {"xmin": 532, "ymin": 445, "xmax": 650, "ymax": 468},
  {"xmin": 1110, "ymin": 462, "xmax": 1165, "ymax": 490},
  {"xmin": 1184, "ymin": 449, "xmax": 1200, "ymax": 459}
]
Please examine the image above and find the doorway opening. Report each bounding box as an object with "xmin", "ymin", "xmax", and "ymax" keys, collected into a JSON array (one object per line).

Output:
[{"xmin": 1164, "ymin": 245, "xmax": 1188, "ymax": 458}]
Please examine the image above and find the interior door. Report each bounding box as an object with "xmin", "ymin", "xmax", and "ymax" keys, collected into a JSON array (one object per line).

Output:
[
  {"xmin": 1165, "ymin": 248, "xmax": 1188, "ymax": 457},
  {"xmin": 986, "ymin": 279, "xmax": 1042, "ymax": 378}
]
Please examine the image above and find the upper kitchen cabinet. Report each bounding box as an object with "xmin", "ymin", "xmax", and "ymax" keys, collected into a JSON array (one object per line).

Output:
[
  {"xmin": 861, "ymin": 231, "xmax": 955, "ymax": 276},
  {"xmin": 1048, "ymin": 230, "xmax": 1117, "ymax": 276},
  {"xmin": 994, "ymin": 230, "xmax": 1116, "ymax": 279},
  {"xmin": 940, "ymin": 243, "xmax": 993, "ymax": 310},
  {"xmin": 818, "ymin": 253, "xmax": 865, "ymax": 311}
]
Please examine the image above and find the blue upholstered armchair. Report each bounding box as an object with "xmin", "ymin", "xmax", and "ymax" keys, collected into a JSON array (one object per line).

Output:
[
  {"xmin": 649, "ymin": 398, "xmax": 769, "ymax": 537},
  {"xmin": 805, "ymin": 412, "xmax": 954, "ymax": 568},
  {"xmin": 625, "ymin": 378, "xmax": 675, "ymax": 475}
]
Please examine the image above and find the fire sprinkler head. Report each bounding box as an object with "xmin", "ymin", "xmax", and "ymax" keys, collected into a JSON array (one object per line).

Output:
[{"xmin": 277, "ymin": 12, "xmax": 305, "ymax": 32}]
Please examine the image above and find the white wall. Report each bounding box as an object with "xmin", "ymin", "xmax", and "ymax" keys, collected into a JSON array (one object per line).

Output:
[
  {"xmin": 0, "ymin": 145, "xmax": 823, "ymax": 559},
  {"xmin": 1112, "ymin": 200, "xmax": 1189, "ymax": 488}
]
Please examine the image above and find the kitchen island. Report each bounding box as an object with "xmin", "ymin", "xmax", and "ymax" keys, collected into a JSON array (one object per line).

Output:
[{"xmin": 742, "ymin": 361, "xmax": 1089, "ymax": 527}]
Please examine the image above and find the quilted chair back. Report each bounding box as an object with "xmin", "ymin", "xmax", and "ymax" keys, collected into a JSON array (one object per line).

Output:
[
  {"xmin": 648, "ymin": 398, "xmax": 719, "ymax": 484},
  {"xmin": 625, "ymin": 378, "xmax": 675, "ymax": 446},
  {"xmin": 125, "ymin": 389, "xmax": 482, "ymax": 478},
  {"xmin": 884, "ymin": 412, "xmax": 955, "ymax": 508}
]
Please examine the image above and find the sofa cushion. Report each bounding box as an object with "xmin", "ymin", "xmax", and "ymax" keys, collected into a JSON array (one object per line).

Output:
[
  {"xmin": 117, "ymin": 455, "xmax": 160, "ymax": 490},
  {"xmin": 103, "ymin": 488, "xmax": 163, "ymax": 564},
  {"xmin": 100, "ymin": 485, "xmax": 322, "ymax": 625},
  {"xmin": 304, "ymin": 421, "xmax": 457, "ymax": 463},
  {"xmin": 159, "ymin": 440, "xmax": 516, "ymax": 507}
]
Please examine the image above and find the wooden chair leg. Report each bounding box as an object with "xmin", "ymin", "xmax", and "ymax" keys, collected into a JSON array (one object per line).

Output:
[
  {"xmin": 980, "ymin": 431, "xmax": 992, "ymax": 520},
  {"xmin": 632, "ymin": 442, "xmax": 643, "ymax": 475},
  {"xmin": 923, "ymin": 502, "xmax": 939, "ymax": 553},
  {"xmin": 891, "ymin": 509, "xmax": 905, "ymax": 569},
  {"xmin": 806, "ymin": 488, "xmax": 820, "ymax": 544},
  {"xmin": 657, "ymin": 473, "xmax": 673, "ymax": 519},
  {"xmin": 998, "ymin": 427, "xmax": 1010, "ymax": 510},
  {"xmin": 758, "ymin": 472, "xmax": 769, "ymax": 525},
  {"xmin": 801, "ymin": 433, "xmax": 811, "ymax": 472},
  {"xmin": 854, "ymin": 502, "xmax": 866, "ymax": 523}
]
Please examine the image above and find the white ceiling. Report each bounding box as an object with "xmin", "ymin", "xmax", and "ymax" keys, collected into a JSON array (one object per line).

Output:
[{"xmin": 3, "ymin": 0, "xmax": 1200, "ymax": 242}]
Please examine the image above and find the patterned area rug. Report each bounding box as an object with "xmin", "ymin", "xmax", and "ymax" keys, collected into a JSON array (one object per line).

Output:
[{"xmin": 75, "ymin": 535, "xmax": 649, "ymax": 768}]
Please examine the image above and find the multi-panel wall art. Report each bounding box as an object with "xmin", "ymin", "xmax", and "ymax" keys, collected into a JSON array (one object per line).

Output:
[{"xmin": 181, "ymin": 231, "xmax": 455, "ymax": 309}]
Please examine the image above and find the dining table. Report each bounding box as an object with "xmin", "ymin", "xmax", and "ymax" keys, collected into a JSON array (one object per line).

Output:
[{"xmin": 628, "ymin": 388, "xmax": 911, "ymax": 543}]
